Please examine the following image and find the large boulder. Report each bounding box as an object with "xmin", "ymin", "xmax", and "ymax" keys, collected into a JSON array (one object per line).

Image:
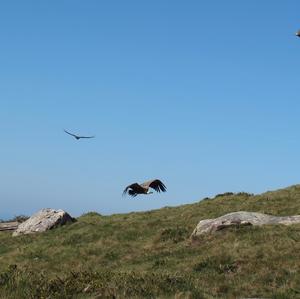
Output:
[
  {"xmin": 13, "ymin": 208, "xmax": 75, "ymax": 236},
  {"xmin": 191, "ymin": 211, "xmax": 300, "ymax": 238}
]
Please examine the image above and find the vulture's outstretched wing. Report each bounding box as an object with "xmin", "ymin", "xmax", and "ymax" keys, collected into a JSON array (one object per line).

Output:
[
  {"xmin": 123, "ymin": 183, "xmax": 144, "ymax": 197},
  {"xmin": 141, "ymin": 179, "xmax": 167, "ymax": 193},
  {"xmin": 78, "ymin": 135, "xmax": 95, "ymax": 139},
  {"xmin": 64, "ymin": 129, "xmax": 78, "ymax": 138},
  {"xmin": 296, "ymin": 30, "xmax": 300, "ymax": 37}
]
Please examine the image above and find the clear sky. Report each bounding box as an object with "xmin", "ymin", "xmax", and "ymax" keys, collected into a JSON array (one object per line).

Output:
[{"xmin": 1, "ymin": 1, "xmax": 300, "ymax": 219}]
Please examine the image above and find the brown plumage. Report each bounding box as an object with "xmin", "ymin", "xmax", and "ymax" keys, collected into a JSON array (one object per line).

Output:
[{"xmin": 123, "ymin": 179, "xmax": 167, "ymax": 197}]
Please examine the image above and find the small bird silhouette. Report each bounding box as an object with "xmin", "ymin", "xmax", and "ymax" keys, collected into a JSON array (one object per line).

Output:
[
  {"xmin": 64, "ymin": 129, "xmax": 95, "ymax": 140},
  {"xmin": 123, "ymin": 179, "xmax": 167, "ymax": 197}
]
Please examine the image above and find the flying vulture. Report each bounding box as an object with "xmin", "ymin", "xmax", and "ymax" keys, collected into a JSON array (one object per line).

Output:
[
  {"xmin": 64, "ymin": 129, "xmax": 95, "ymax": 140},
  {"xmin": 296, "ymin": 30, "xmax": 300, "ymax": 37},
  {"xmin": 123, "ymin": 179, "xmax": 167, "ymax": 197}
]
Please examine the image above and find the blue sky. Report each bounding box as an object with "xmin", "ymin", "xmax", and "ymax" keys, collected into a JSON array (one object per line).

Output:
[{"xmin": 1, "ymin": 1, "xmax": 300, "ymax": 219}]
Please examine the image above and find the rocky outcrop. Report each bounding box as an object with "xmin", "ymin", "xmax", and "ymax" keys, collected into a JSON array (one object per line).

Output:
[
  {"xmin": 0, "ymin": 222, "xmax": 19, "ymax": 231},
  {"xmin": 13, "ymin": 208, "xmax": 75, "ymax": 236},
  {"xmin": 191, "ymin": 211, "xmax": 300, "ymax": 238}
]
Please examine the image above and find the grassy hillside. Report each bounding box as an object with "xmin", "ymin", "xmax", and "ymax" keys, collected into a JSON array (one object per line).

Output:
[{"xmin": 1, "ymin": 185, "xmax": 300, "ymax": 298}]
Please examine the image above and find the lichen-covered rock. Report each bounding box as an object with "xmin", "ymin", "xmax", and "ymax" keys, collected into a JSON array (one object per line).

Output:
[
  {"xmin": 12, "ymin": 208, "xmax": 75, "ymax": 236},
  {"xmin": 191, "ymin": 211, "xmax": 300, "ymax": 238}
]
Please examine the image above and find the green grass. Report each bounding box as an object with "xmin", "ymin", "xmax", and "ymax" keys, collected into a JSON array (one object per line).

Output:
[{"xmin": 1, "ymin": 184, "xmax": 300, "ymax": 298}]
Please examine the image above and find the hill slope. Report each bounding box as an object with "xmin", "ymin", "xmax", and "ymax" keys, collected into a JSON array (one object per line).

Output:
[{"xmin": 1, "ymin": 185, "xmax": 300, "ymax": 298}]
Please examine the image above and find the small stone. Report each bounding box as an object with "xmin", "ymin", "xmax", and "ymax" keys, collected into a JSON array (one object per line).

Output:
[{"xmin": 83, "ymin": 285, "xmax": 91, "ymax": 293}]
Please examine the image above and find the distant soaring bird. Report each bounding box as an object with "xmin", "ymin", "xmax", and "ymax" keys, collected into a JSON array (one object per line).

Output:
[
  {"xmin": 296, "ymin": 30, "xmax": 300, "ymax": 37},
  {"xmin": 64, "ymin": 129, "xmax": 95, "ymax": 140},
  {"xmin": 123, "ymin": 179, "xmax": 167, "ymax": 197}
]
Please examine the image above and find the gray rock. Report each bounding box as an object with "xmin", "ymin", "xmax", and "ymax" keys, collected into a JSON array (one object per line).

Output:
[
  {"xmin": 0, "ymin": 222, "xmax": 19, "ymax": 231},
  {"xmin": 191, "ymin": 211, "xmax": 300, "ymax": 238},
  {"xmin": 12, "ymin": 208, "xmax": 75, "ymax": 236}
]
